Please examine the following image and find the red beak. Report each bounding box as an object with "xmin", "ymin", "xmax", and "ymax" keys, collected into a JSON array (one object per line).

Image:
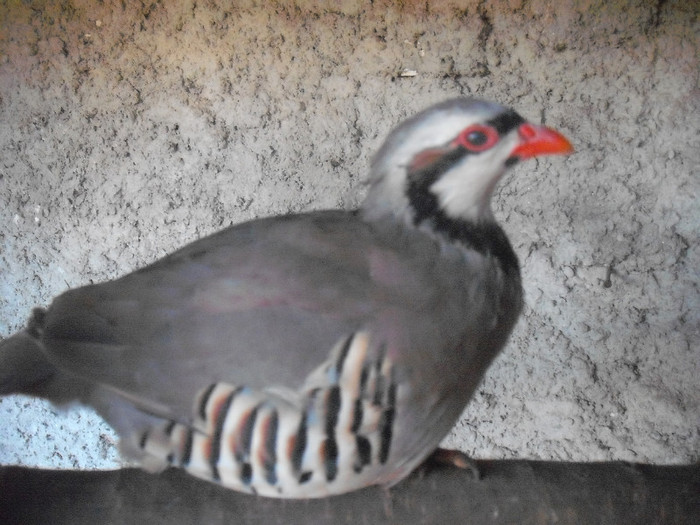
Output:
[{"xmin": 511, "ymin": 123, "xmax": 573, "ymax": 159}]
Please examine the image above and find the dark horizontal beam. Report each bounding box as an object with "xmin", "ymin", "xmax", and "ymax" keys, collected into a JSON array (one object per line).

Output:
[{"xmin": 1, "ymin": 460, "xmax": 697, "ymax": 524}]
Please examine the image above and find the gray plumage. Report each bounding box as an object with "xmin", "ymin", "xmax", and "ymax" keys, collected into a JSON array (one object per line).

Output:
[{"xmin": 0, "ymin": 98, "xmax": 572, "ymax": 497}]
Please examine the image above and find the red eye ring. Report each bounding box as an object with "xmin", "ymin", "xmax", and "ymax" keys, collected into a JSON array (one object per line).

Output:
[{"xmin": 456, "ymin": 124, "xmax": 499, "ymax": 152}]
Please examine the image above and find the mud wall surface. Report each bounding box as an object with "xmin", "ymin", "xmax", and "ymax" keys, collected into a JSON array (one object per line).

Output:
[{"xmin": 0, "ymin": 1, "xmax": 697, "ymax": 469}]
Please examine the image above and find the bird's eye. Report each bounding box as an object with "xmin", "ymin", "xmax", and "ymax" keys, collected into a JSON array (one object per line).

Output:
[
  {"xmin": 467, "ymin": 131, "xmax": 488, "ymax": 145},
  {"xmin": 457, "ymin": 125, "xmax": 499, "ymax": 152}
]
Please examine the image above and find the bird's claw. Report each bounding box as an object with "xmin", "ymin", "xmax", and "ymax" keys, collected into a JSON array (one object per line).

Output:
[{"xmin": 420, "ymin": 447, "xmax": 481, "ymax": 480}]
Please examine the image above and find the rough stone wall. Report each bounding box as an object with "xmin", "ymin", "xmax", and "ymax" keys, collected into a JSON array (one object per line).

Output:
[{"xmin": 0, "ymin": 0, "xmax": 697, "ymax": 469}]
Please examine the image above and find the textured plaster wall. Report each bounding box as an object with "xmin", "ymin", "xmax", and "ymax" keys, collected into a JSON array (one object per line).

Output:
[{"xmin": 0, "ymin": 0, "xmax": 697, "ymax": 470}]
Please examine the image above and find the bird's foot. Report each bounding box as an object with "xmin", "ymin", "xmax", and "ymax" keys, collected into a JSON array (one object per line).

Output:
[{"xmin": 420, "ymin": 447, "xmax": 481, "ymax": 480}]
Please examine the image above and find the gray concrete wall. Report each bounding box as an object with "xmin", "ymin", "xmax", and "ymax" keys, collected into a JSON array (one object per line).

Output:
[{"xmin": 0, "ymin": 0, "xmax": 697, "ymax": 469}]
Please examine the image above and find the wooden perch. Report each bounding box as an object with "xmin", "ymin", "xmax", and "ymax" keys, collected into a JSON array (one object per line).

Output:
[{"xmin": 1, "ymin": 460, "xmax": 697, "ymax": 524}]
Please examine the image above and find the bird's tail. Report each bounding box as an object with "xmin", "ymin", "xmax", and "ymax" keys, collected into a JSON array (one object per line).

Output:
[{"xmin": 0, "ymin": 311, "xmax": 55, "ymax": 397}]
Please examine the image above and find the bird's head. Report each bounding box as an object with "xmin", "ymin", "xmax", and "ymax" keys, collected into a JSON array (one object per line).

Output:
[{"xmin": 362, "ymin": 98, "xmax": 573, "ymax": 230}]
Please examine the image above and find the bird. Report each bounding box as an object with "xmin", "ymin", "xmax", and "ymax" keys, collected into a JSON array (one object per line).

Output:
[{"xmin": 0, "ymin": 98, "xmax": 572, "ymax": 498}]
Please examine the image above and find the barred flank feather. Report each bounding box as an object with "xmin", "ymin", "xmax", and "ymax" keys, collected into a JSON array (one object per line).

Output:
[{"xmin": 136, "ymin": 332, "xmax": 399, "ymax": 498}]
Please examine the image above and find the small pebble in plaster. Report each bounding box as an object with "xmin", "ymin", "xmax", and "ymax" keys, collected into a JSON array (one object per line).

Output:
[{"xmin": 603, "ymin": 262, "xmax": 615, "ymax": 288}]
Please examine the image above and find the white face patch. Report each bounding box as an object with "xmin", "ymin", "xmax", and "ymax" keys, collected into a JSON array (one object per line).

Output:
[{"xmin": 430, "ymin": 130, "xmax": 520, "ymax": 221}]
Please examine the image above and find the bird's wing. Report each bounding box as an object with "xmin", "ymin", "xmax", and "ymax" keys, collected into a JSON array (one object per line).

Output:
[{"xmin": 39, "ymin": 211, "xmax": 470, "ymax": 421}]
